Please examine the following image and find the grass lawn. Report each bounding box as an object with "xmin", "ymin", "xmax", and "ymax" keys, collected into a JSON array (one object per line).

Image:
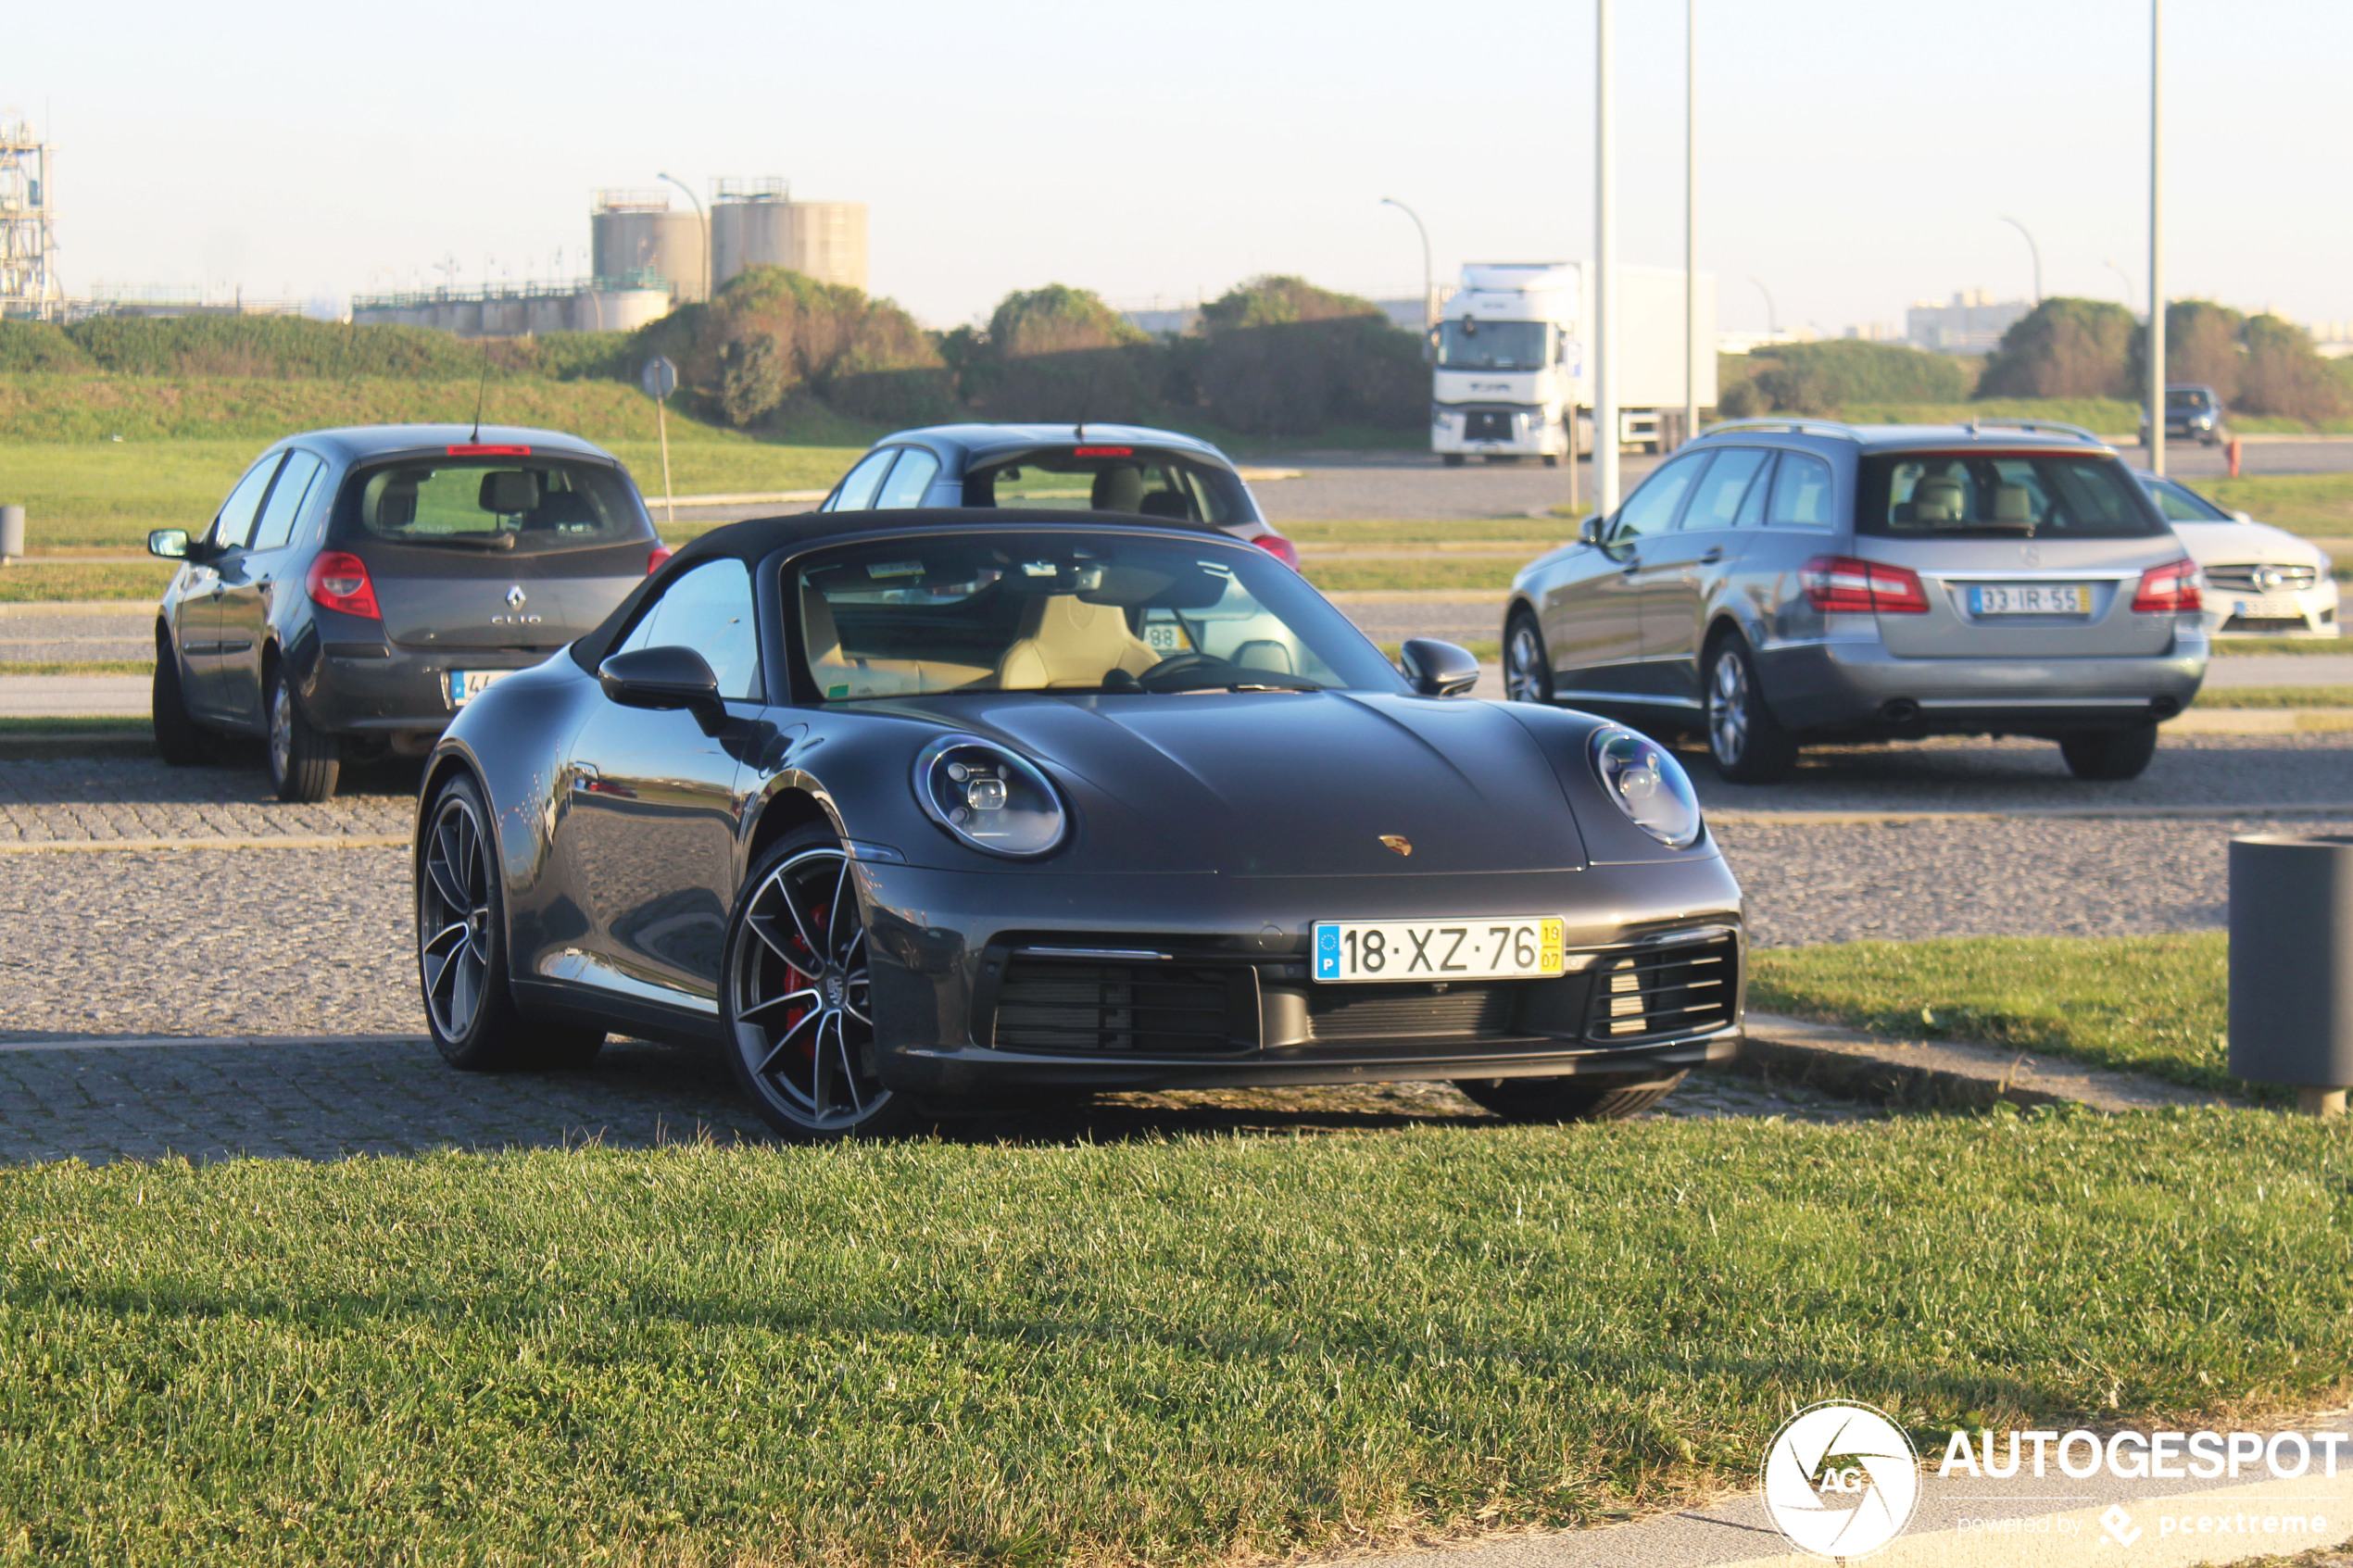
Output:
[
  {"xmin": 6, "ymin": 1116, "xmax": 2352, "ymax": 1566},
  {"xmin": 1302, "ymin": 558, "xmax": 1517, "ymax": 594},
  {"xmin": 2193, "ymin": 685, "xmax": 2353, "ymax": 709},
  {"xmin": 1749, "ymin": 933, "xmax": 2243, "ymax": 1094},
  {"xmin": 0, "ymin": 561, "xmax": 175, "ymax": 602},
  {"xmin": 2202, "ymin": 474, "xmax": 2353, "ymax": 536},
  {"xmin": 0, "ymin": 659, "xmax": 152, "ymax": 676},
  {"xmin": 1282, "ymin": 518, "xmax": 1561, "ymax": 546},
  {"xmin": 2211, "ymin": 636, "xmax": 2350, "ymax": 655}
]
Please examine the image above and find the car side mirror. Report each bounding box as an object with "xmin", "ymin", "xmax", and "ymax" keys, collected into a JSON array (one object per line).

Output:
[
  {"xmin": 1577, "ymin": 514, "xmax": 1605, "ymax": 546},
  {"xmin": 147, "ymin": 529, "xmax": 190, "ymax": 559},
  {"xmin": 1400, "ymin": 637, "xmax": 1482, "ymax": 698},
  {"xmin": 599, "ymin": 645, "xmax": 724, "ymax": 723}
]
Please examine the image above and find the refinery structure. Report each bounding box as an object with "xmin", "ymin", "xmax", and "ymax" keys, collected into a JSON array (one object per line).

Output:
[
  {"xmin": 0, "ymin": 118, "xmax": 62, "ymax": 320},
  {"xmin": 352, "ymin": 178, "xmax": 869, "ymax": 337}
]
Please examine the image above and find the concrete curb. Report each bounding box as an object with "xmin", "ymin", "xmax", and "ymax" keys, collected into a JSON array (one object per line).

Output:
[
  {"xmin": 1734, "ymin": 1010, "xmax": 2237, "ymax": 1112},
  {"xmin": 0, "ymin": 730, "xmax": 152, "ymax": 758},
  {"xmin": 0, "ymin": 834, "xmax": 407, "ymax": 854}
]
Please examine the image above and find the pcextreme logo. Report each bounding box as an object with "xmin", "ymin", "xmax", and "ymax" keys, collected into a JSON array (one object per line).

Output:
[{"xmin": 1761, "ymin": 1401, "xmax": 1922, "ymax": 1560}]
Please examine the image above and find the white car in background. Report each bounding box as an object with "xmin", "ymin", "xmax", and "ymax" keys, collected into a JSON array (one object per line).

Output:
[{"xmin": 2140, "ymin": 473, "xmax": 2341, "ymax": 638}]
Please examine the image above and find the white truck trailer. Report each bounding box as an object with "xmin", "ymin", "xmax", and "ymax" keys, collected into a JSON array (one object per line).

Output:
[{"xmin": 1430, "ymin": 261, "xmax": 1718, "ymax": 465}]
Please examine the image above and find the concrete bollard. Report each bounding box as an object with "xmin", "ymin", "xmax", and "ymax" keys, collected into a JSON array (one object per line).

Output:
[
  {"xmin": 2229, "ymin": 834, "xmax": 2353, "ymax": 1117},
  {"xmin": 0, "ymin": 504, "xmax": 22, "ymax": 562}
]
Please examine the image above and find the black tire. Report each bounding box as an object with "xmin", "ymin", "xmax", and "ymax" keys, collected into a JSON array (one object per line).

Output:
[
  {"xmin": 1441, "ymin": 453, "xmax": 1467, "ymax": 468},
  {"xmin": 2059, "ymin": 722, "xmax": 2159, "ymax": 781},
  {"xmin": 267, "ymin": 663, "xmax": 341, "ymax": 803},
  {"xmin": 1503, "ymin": 608, "xmax": 1554, "ymax": 705},
  {"xmin": 1454, "ymin": 1073, "xmax": 1688, "ymax": 1123},
  {"xmin": 721, "ymin": 825, "xmax": 925, "ymax": 1142},
  {"xmin": 1542, "ymin": 453, "xmax": 1560, "ymax": 469},
  {"xmin": 417, "ymin": 773, "xmax": 605, "ymax": 1071},
  {"xmin": 151, "ymin": 633, "xmax": 215, "ymax": 767},
  {"xmin": 1704, "ymin": 633, "xmax": 1800, "ymax": 784}
]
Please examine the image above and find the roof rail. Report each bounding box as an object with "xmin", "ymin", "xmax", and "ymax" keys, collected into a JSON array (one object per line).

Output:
[
  {"xmin": 1961, "ymin": 419, "xmax": 2108, "ymax": 445},
  {"xmin": 1697, "ymin": 417, "xmax": 1862, "ymax": 442}
]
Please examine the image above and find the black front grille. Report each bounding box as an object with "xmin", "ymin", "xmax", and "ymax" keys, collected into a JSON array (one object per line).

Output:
[
  {"xmin": 1463, "ymin": 409, "xmax": 1515, "ymax": 441},
  {"xmin": 2207, "ymin": 563, "xmax": 2319, "ymax": 593},
  {"xmin": 1583, "ymin": 935, "xmax": 1738, "ymax": 1044},
  {"xmin": 992, "ymin": 960, "xmax": 1253, "ymax": 1055},
  {"xmin": 2221, "ymin": 614, "xmax": 2311, "ymax": 633},
  {"xmin": 1305, "ymin": 984, "xmax": 1518, "ymax": 1041}
]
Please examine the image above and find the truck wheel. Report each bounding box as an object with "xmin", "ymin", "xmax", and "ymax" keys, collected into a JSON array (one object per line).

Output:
[
  {"xmin": 1441, "ymin": 453, "xmax": 1466, "ymax": 468},
  {"xmin": 1542, "ymin": 453, "xmax": 1560, "ymax": 468}
]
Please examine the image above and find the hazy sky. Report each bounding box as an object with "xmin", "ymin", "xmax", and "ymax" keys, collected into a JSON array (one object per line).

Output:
[{"xmin": 8, "ymin": 0, "xmax": 2348, "ymax": 333}]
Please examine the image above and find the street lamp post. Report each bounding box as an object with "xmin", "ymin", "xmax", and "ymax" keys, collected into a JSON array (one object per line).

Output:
[
  {"xmin": 1379, "ymin": 197, "xmax": 1435, "ymax": 358},
  {"xmin": 657, "ymin": 171, "xmax": 711, "ymax": 305},
  {"xmin": 2146, "ymin": 0, "xmax": 2166, "ymax": 477},
  {"xmin": 1998, "ymin": 215, "xmax": 2043, "ymax": 304},
  {"xmin": 1684, "ymin": 0, "xmax": 1699, "ymax": 449},
  {"xmin": 1595, "ymin": 0, "xmax": 1620, "ymax": 517},
  {"xmin": 2104, "ymin": 258, "xmax": 2135, "ymax": 311},
  {"xmin": 1749, "ymin": 276, "xmax": 1778, "ymax": 336}
]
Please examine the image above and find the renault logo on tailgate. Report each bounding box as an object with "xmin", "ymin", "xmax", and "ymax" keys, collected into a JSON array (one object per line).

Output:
[
  {"xmin": 492, "ymin": 584, "xmax": 541, "ymax": 626},
  {"xmin": 505, "ymin": 584, "xmax": 527, "ymax": 608}
]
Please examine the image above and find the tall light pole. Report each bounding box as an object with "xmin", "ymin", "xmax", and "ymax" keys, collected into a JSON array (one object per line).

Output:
[
  {"xmin": 1749, "ymin": 276, "xmax": 1778, "ymax": 335},
  {"xmin": 1683, "ymin": 0, "xmax": 1698, "ymax": 446},
  {"xmin": 1998, "ymin": 215, "xmax": 2043, "ymax": 304},
  {"xmin": 1594, "ymin": 0, "xmax": 1620, "ymax": 516},
  {"xmin": 657, "ymin": 171, "xmax": 710, "ymax": 305},
  {"xmin": 2104, "ymin": 258, "xmax": 2135, "ymax": 310},
  {"xmin": 1379, "ymin": 197, "xmax": 1435, "ymax": 357},
  {"xmin": 2146, "ymin": 0, "xmax": 2166, "ymax": 476}
]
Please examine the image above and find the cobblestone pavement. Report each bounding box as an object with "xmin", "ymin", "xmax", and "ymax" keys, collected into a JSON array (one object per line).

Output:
[{"xmin": 7, "ymin": 733, "xmax": 2338, "ymax": 1164}]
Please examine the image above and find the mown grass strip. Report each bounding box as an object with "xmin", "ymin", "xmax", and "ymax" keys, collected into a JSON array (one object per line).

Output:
[
  {"xmin": 4, "ymin": 1117, "xmax": 2351, "ymax": 1566},
  {"xmin": 1751, "ymin": 933, "xmax": 2239, "ymax": 1093},
  {"xmin": 1303, "ymin": 558, "xmax": 1518, "ymax": 594},
  {"xmin": 0, "ymin": 659, "xmax": 153, "ymax": 676},
  {"xmin": 0, "ymin": 561, "xmax": 176, "ymax": 602},
  {"xmin": 2194, "ymin": 685, "xmax": 2353, "ymax": 709},
  {"xmin": 2201, "ymin": 474, "xmax": 2353, "ymax": 536},
  {"xmin": 2211, "ymin": 636, "xmax": 2352, "ymax": 656}
]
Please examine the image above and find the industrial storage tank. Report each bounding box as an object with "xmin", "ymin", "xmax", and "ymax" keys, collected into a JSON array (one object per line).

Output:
[
  {"xmin": 711, "ymin": 177, "xmax": 791, "ymax": 289},
  {"xmin": 590, "ymin": 189, "xmax": 706, "ymax": 302},
  {"xmin": 786, "ymin": 201, "xmax": 868, "ymax": 294}
]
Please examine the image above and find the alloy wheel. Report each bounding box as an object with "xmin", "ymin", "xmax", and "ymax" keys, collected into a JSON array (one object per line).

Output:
[
  {"xmin": 1504, "ymin": 621, "xmax": 1549, "ymax": 703},
  {"xmin": 730, "ymin": 847, "xmax": 887, "ymax": 1132},
  {"xmin": 269, "ymin": 680, "xmax": 294, "ymax": 786},
  {"xmin": 1708, "ymin": 647, "xmax": 1750, "ymax": 766},
  {"xmin": 419, "ymin": 791, "xmax": 494, "ymax": 1041}
]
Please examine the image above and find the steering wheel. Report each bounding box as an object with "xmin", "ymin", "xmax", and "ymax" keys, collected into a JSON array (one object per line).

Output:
[{"xmin": 1137, "ymin": 653, "xmax": 1233, "ymax": 692}]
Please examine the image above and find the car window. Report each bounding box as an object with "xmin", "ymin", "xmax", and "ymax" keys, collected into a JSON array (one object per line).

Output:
[
  {"xmin": 1767, "ymin": 453, "xmax": 1837, "ymax": 528},
  {"xmin": 1732, "ymin": 453, "xmax": 1776, "ymax": 527},
  {"xmin": 874, "ymin": 448, "xmax": 940, "ymax": 510},
  {"xmin": 1680, "ymin": 448, "xmax": 1771, "ymax": 531},
  {"xmin": 249, "ymin": 451, "xmax": 326, "ymax": 552},
  {"xmin": 1859, "ymin": 453, "xmax": 2162, "ymax": 539},
  {"xmin": 829, "ymin": 449, "xmax": 899, "ymax": 511},
  {"xmin": 1612, "ymin": 451, "xmax": 1706, "ymax": 540},
  {"xmin": 1435, "ymin": 320, "xmax": 1552, "ymax": 371},
  {"xmin": 963, "ymin": 446, "xmax": 1256, "ymax": 526},
  {"xmin": 613, "ymin": 558, "xmax": 761, "ymax": 699},
  {"xmin": 348, "ymin": 456, "xmax": 646, "ymax": 552},
  {"xmin": 796, "ymin": 533, "xmax": 1401, "ymax": 701},
  {"xmin": 210, "ymin": 455, "xmax": 284, "ymax": 550},
  {"xmin": 2146, "ymin": 478, "xmax": 2233, "ymax": 522}
]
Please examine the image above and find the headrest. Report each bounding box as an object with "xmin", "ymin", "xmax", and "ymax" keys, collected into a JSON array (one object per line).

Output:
[
  {"xmin": 799, "ymin": 581, "xmax": 843, "ymax": 662},
  {"xmin": 1991, "ymin": 483, "xmax": 2032, "ymax": 523},
  {"xmin": 1091, "ymin": 466, "xmax": 1145, "ymax": 513},
  {"xmin": 1912, "ymin": 475, "xmax": 1965, "ymax": 522},
  {"xmin": 479, "ymin": 470, "xmax": 538, "ymax": 514},
  {"xmin": 1137, "ymin": 491, "xmax": 1191, "ymax": 520}
]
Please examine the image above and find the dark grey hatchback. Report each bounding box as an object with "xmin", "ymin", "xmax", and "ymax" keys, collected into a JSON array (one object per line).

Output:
[{"xmin": 148, "ymin": 425, "xmax": 669, "ymax": 800}]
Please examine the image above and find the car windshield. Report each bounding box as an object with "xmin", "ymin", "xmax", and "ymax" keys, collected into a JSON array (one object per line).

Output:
[
  {"xmin": 1436, "ymin": 319, "xmax": 1549, "ymax": 371},
  {"xmin": 2168, "ymin": 389, "xmax": 2215, "ymax": 409},
  {"xmin": 796, "ymin": 532, "xmax": 1403, "ymax": 700},
  {"xmin": 346, "ymin": 455, "xmax": 647, "ymax": 551},
  {"xmin": 962, "ymin": 446, "xmax": 1260, "ymax": 526},
  {"xmin": 2145, "ymin": 477, "xmax": 2233, "ymax": 522},
  {"xmin": 1857, "ymin": 453, "xmax": 2165, "ymax": 539}
]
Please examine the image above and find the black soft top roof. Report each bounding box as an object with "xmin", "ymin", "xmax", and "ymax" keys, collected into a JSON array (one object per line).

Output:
[{"xmin": 571, "ymin": 506, "xmax": 1239, "ymax": 672}]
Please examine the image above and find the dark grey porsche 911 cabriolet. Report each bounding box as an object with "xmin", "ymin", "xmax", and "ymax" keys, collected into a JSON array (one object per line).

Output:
[{"xmin": 414, "ymin": 508, "xmax": 1744, "ymax": 1139}]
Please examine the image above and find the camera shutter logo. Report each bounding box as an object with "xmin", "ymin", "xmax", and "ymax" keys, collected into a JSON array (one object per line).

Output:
[{"xmin": 1760, "ymin": 1401, "xmax": 1920, "ymax": 1560}]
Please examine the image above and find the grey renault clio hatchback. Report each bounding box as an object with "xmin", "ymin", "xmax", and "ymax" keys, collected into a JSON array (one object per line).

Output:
[{"xmin": 1503, "ymin": 420, "xmax": 2208, "ymax": 783}]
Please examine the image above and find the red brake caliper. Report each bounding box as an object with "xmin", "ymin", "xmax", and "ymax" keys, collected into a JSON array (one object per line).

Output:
[{"xmin": 784, "ymin": 900, "xmax": 830, "ymax": 1060}]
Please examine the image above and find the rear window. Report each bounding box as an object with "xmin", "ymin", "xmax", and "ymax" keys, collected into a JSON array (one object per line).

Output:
[
  {"xmin": 2145, "ymin": 477, "xmax": 2233, "ymax": 522},
  {"xmin": 1856, "ymin": 453, "xmax": 2164, "ymax": 540},
  {"xmin": 343, "ymin": 454, "xmax": 649, "ymax": 551},
  {"xmin": 961, "ymin": 447, "xmax": 1260, "ymax": 527}
]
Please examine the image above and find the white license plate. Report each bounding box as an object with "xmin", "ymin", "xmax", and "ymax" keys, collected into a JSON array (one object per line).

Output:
[
  {"xmin": 1968, "ymin": 583, "xmax": 2092, "ymax": 616},
  {"xmin": 445, "ymin": 670, "xmax": 510, "ymax": 708},
  {"xmin": 1313, "ymin": 917, "xmax": 1566, "ymax": 984}
]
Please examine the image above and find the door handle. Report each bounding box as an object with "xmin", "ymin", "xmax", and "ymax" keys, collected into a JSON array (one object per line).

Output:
[{"xmin": 1700, "ymin": 547, "xmax": 1724, "ymax": 565}]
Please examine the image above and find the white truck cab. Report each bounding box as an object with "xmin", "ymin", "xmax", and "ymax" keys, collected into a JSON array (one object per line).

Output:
[{"xmin": 1430, "ymin": 260, "xmax": 1717, "ymax": 467}]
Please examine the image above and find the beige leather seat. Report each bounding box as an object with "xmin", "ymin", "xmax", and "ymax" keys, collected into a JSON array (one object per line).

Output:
[
  {"xmin": 1910, "ymin": 472, "xmax": 1967, "ymax": 525},
  {"xmin": 997, "ymin": 595, "xmax": 1162, "ymax": 689},
  {"xmin": 1990, "ymin": 482, "xmax": 2034, "ymax": 525},
  {"xmin": 799, "ymin": 583, "xmax": 988, "ymax": 698}
]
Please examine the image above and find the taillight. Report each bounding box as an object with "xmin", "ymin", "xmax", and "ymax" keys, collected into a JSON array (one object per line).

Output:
[
  {"xmin": 2132, "ymin": 558, "xmax": 2202, "ymax": 614},
  {"xmin": 648, "ymin": 545, "xmax": 674, "ymax": 574},
  {"xmin": 1801, "ymin": 554, "xmax": 1928, "ymax": 614},
  {"xmin": 1252, "ymin": 533, "xmax": 1301, "ymax": 570},
  {"xmin": 305, "ymin": 551, "xmax": 381, "ymax": 619}
]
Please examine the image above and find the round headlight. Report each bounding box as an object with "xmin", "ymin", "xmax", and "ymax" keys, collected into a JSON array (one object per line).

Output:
[
  {"xmin": 1588, "ymin": 725, "xmax": 1703, "ymax": 849},
  {"xmin": 912, "ymin": 735, "xmax": 1067, "ymax": 857}
]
